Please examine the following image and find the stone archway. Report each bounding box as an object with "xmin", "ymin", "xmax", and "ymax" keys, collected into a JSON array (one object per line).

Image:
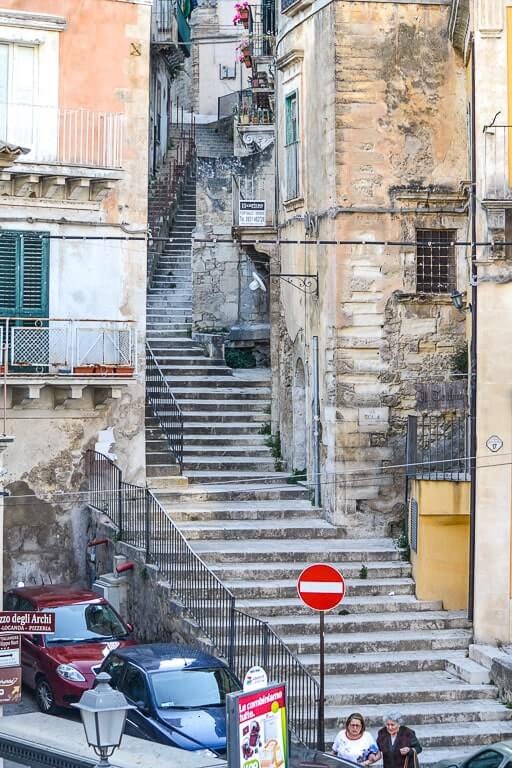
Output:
[{"xmin": 292, "ymin": 358, "xmax": 307, "ymax": 470}]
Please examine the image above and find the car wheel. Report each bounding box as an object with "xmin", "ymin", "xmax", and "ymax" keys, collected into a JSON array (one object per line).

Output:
[{"xmin": 35, "ymin": 677, "xmax": 58, "ymax": 715}]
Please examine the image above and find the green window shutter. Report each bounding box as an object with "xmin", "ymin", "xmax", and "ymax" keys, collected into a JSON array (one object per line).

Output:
[
  {"xmin": 0, "ymin": 231, "xmax": 49, "ymax": 317},
  {"xmin": 0, "ymin": 232, "xmax": 18, "ymax": 315},
  {"xmin": 20, "ymin": 233, "xmax": 49, "ymax": 316},
  {"xmin": 285, "ymin": 92, "xmax": 298, "ymax": 145}
]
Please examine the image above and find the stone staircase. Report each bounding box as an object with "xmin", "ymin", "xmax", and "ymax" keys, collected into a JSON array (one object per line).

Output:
[
  {"xmin": 145, "ymin": 147, "xmax": 512, "ymax": 767},
  {"xmin": 194, "ymin": 121, "xmax": 234, "ymax": 158}
]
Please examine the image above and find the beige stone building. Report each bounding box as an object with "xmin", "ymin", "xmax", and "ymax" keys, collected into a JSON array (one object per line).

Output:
[{"xmin": 271, "ymin": 0, "xmax": 470, "ymax": 536}]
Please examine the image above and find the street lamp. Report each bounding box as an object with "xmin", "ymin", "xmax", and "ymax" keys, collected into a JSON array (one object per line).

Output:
[
  {"xmin": 450, "ymin": 289, "xmax": 472, "ymax": 313},
  {"xmin": 72, "ymin": 672, "xmax": 135, "ymax": 768}
]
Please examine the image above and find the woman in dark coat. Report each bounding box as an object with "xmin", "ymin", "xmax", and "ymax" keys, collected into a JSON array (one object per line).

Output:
[{"xmin": 376, "ymin": 711, "xmax": 422, "ymax": 768}]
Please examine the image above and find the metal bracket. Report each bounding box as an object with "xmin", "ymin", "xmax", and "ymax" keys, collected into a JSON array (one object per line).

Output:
[{"xmin": 270, "ymin": 272, "xmax": 318, "ymax": 295}]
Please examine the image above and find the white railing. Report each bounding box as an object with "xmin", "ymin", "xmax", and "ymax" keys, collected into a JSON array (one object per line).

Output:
[
  {"xmin": 233, "ymin": 173, "xmax": 275, "ymax": 227},
  {"xmin": 0, "ymin": 103, "xmax": 124, "ymax": 169},
  {"xmin": 483, "ymin": 124, "xmax": 512, "ymax": 200},
  {"xmin": 0, "ymin": 318, "xmax": 136, "ymax": 375}
]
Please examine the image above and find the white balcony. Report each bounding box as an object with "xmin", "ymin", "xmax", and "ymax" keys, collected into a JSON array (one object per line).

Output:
[
  {"xmin": 0, "ymin": 318, "xmax": 136, "ymax": 377},
  {"xmin": 0, "ymin": 103, "xmax": 124, "ymax": 170}
]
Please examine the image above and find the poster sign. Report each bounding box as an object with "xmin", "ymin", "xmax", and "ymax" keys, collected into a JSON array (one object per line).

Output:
[
  {"xmin": 0, "ymin": 668, "xmax": 22, "ymax": 703},
  {"xmin": 226, "ymin": 683, "xmax": 287, "ymax": 768},
  {"xmin": 243, "ymin": 666, "xmax": 268, "ymax": 693},
  {"xmin": 0, "ymin": 611, "xmax": 55, "ymax": 634},
  {"xmin": 0, "ymin": 634, "xmax": 20, "ymax": 667},
  {"xmin": 239, "ymin": 200, "xmax": 266, "ymax": 227}
]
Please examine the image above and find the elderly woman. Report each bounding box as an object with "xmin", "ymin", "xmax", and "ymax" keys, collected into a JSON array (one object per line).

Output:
[
  {"xmin": 331, "ymin": 713, "xmax": 380, "ymax": 764},
  {"xmin": 376, "ymin": 711, "xmax": 422, "ymax": 768}
]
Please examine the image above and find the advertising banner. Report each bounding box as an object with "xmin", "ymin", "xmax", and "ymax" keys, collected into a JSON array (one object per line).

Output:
[
  {"xmin": 239, "ymin": 201, "xmax": 266, "ymax": 227},
  {"xmin": 0, "ymin": 634, "xmax": 20, "ymax": 668},
  {"xmin": 227, "ymin": 683, "xmax": 288, "ymax": 768}
]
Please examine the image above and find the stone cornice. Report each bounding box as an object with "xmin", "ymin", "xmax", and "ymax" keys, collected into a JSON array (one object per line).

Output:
[
  {"xmin": 276, "ymin": 48, "xmax": 304, "ymax": 71},
  {"xmin": 448, "ymin": 0, "xmax": 470, "ymax": 54},
  {"xmin": 0, "ymin": 8, "xmax": 67, "ymax": 31}
]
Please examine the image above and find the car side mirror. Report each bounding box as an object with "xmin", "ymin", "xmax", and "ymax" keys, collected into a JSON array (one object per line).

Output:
[
  {"xmin": 126, "ymin": 623, "xmax": 134, "ymax": 633},
  {"xmin": 135, "ymin": 700, "xmax": 150, "ymax": 715}
]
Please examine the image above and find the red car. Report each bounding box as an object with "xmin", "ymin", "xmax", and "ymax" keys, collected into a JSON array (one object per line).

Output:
[{"xmin": 4, "ymin": 585, "xmax": 136, "ymax": 714}]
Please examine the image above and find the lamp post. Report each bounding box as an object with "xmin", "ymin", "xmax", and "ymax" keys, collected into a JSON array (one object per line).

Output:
[{"xmin": 72, "ymin": 672, "xmax": 135, "ymax": 768}]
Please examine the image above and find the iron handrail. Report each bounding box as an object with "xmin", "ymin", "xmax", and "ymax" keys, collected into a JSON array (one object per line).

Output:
[
  {"xmin": 145, "ymin": 341, "xmax": 184, "ymax": 470},
  {"xmin": 85, "ymin": 449, "xmax": 320, "ymax": 746}
]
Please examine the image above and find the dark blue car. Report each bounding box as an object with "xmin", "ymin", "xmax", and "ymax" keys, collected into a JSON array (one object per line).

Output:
[{"xmin": 98, "ymin": 643, "xmax": 241, "ymax": 754}]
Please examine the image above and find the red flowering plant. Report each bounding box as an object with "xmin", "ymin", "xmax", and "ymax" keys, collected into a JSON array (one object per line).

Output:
[
  {"xmin": 233, "ymin": 1, "xmax": 250, "ymax": 25},
  {"xmin": 236, "ymin": 38, "xmax": 251, "ymax": 62}
]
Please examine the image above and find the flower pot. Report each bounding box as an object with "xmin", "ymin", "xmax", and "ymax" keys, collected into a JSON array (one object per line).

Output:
[
  {"xmin": 114, "ymin": 366, "xmax": 135, "ymax": 376},
  {"xmin": 239, "ymin": 7, "xmax": 249, "ymax": 26},
  {"xmin": 73, "ymin": 365, "xmax": 96, "ymax": 375},
  {"xmin": 243, "ymin": 55, "xmax": 252, "ymax": 69}
]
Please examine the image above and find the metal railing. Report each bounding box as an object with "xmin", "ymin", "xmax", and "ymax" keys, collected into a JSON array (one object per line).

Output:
[
  {"xmin": 148, "ymin": 103, "xmax": 195, "ymax": 286},
  {"xmin": 0, "ymin": 103, "xmax": 123, "ymax": 168},
  {"xmin": 85, "ymin": 450, "xmax": 319, "ymax": 746},
  {"xmin": 233, "ymin": 174, "xmax": 275, "ymax": 227},
  {"xmin": 483, "ymin": 123, "xmax": 512, "ymax": 200},
  {"xmin": 406, "ymin": 413, "xmax": 470, "ymax": 481},
  {"xmin": 151, "ymin": 0, "xmax": 177, "ymax": 45},
  {"xmin": 248, "ymin": 21, "xmax": 276, "ymax": 57},
  {"xmin": 218, "ymin": 89, "xmax": 250, "ymax": 122},
  {"xmin": 146, "ymin": 342, "xmax": 184, "ymax": 469},
  {"xmin": 0, "ymin": 318, "xmax": 136, "ymax": 375}
]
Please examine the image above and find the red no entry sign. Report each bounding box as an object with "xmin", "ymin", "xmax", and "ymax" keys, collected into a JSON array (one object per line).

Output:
[{"xmin": 297, "ymin": 563, "xmax": 345, "ymax": 611}]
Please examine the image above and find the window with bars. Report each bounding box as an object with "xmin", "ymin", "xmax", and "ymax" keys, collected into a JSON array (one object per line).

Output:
[{"xmin": 416, "ymin": 229, "xmax": 456, "ymax": 294}]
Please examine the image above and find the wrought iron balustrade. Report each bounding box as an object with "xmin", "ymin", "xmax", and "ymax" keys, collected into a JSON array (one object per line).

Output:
[
  {"xmin": 406, "ymin": 413, "xmax": 470, "ymax": 481},
  {"xmin": 146, "ymin": 342, "xmax": 184, "ymax": 469},
  {"xmin": 85, "ymin": 449, "xmax": 319, "ymax": 746},
  {"xmin": 0, "ymin": 317, "xmax": 136, "ymax": 375},
  {"xmin": 152, "ymin": 0, "xmax": 177, "ymax": 45},
  {"xmin": 0, "ymin": 103, "xmax": 123, "ymax": 168}
]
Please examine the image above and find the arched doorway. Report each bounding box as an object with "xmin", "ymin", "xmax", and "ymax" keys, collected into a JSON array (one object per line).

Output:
[{"xmin": 292, "ymin": 358, "xmax": 307, "ymax": 470}]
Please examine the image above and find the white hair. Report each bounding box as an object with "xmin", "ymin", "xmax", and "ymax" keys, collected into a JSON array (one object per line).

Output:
[{"xmin": 384, "ymin": 711, "xmax": 404, "ymax": 725}]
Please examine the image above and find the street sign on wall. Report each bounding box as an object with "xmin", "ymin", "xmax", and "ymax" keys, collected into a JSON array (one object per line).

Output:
[
  {"xmin": 297, "ymin": 563, "xmax": 345, "ymax": 611},
  {"xmin": 0, "ymin": 634, "xmax": 20, "ymax": 668},
  {"xmin": 0, "ymin": 612, "xmax": 55, "ymax": 634}
]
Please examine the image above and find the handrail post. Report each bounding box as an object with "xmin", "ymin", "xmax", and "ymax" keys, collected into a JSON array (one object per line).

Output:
[
  {"xmin": 263, "ymin": 622, "xmax": 269, "ymax": 670},
  {"xmin": 228, "ymin": 597, "xmax": 236, "ymax": 668},
  {"xmin": 145, "ymin": 487, "xmax": 151, "ymax": 561},
  {"xmin": 118, "ymin": 470, "xmax": 124, "ymax": 539}
]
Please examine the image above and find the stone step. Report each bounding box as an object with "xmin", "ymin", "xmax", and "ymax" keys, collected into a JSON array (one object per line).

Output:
[
  {"xmin": 146, "ymin": 463, "xmax": 180, "ymax": 477},
  {"xmin": 179, "ymin": 434, "xmax": 268, "ymax": 446},
  {"xmin": 182, "ymin": 445, "xmax": 271, "ymax": 458},
  {"xmin": 238, "ymin": 596, "xmax": 445, "ymax": 618},
  {"xmin": 180, "ymin": 411, "xmax": 269, "ymax": 423},
  {"xmin": 280, "ymin": 628, "xmax": 471, "ymax": 656},
  {"xmin": 165, "ymin": 377, "xmax": 270, "ymax": 389},
  {"xmin": 193, "ymin": 538, "xmax": 400, "ymax": 563},
  {"xmin": 174, "ymin": 389, "xmax": 271, "ymax": 400},
  {"xmin": 158, "ymin": 365, "xmax": 232, "ymax": 376},
  {"xmin": 177, "ymin": 401, "xmax": 271, "ymax": 414},
  {"xmin": 154, "ymin": 483, "xmax": 309, "ymax": 503},
  {"xmin": 322, "ymin": 699, "xmax": 512, "ymax": 729},
  {"xmin": 184, "ymin": 457, "xmax": 276, "ymax": 472},
  {"xmin": 322, "ymin": 670, "xmax": 497, "ymax": 706},
  {"xmin": 211, "ymin": 560, "xmax": 411, "ymax": 579},
  {"xmin": 147, "ymin": 340, "xmax": 201, "ymax": 349},
  {"xmin": 168, "ymin": 502, "xmax": 320, "ymax": 522},
  {"xmin": 262, "ymin": 609, "xmax": 469, "ymax": 632},
  {"xmin": 181, "ymin": 422, "xmax": 266, "ymax": 434},
  {"xmin": 222, "ymin": 576, "xmax": 415, "ymax": 600},
  {"xmin": 299, "ymin": 649, "xmax": 466, "ymax": 676},
  {"xmin": 178, "ymin": 516, "xmax": 337, "ymax": 540}
]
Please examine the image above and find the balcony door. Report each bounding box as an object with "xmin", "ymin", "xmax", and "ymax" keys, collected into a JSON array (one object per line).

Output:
[{"xmin": 0, "ymin": 43, "xmax": 36, "ymax": 151}]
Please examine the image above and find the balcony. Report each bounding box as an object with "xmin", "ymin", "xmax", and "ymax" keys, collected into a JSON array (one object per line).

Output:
[
  {"xmin": 1, "ymin": 104, "xmax": 123, "ymax": 169},
  {"xmin": 233, "ymin": 173, "xmax": 275, "ymax": 231},
  {"xmin": 151, "ymin": 0, "xmax": 190, "ymax": 57}
]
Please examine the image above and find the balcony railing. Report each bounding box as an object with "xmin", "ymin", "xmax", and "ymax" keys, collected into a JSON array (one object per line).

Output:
[
  {"xmin": 151, "ymin": 0, "xmax": 177, "ymax": 45},
  {"xmin": 218, "ymin": 89, "xmax": 274, "ymax": 126},
  {"xmin": 0, "ymin": 318, "xmax": 136, "ymax": 376},
  {"xmin": 233, "ymin": 173, "xmax": 275, "ymax": 227},
  {"xmin": 0, "ymin": 104, "xmax": 123, "ymax": 169},
  {"xmin": 406, "ymin": 413, "xmax": 470, "ymax": 481},
  {"xmin": 483, "ymin": 123, "xmax": 512, "ymax": 201}
]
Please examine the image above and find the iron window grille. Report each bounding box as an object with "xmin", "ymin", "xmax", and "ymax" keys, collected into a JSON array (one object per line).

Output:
[{"xmin": 416, "ymin": 229, "xmax": 456, "ymax": 294}]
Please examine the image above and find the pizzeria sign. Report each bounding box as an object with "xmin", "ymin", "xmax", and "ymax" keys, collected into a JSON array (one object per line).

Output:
[{"xmin": 0, "ymin": 612, "xmax": 55, "ymax": 634}]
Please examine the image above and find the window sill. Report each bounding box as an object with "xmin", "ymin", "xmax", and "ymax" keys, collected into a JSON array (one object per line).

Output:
[
  {"xmin": 283, "ymin": 195, "xmax": 304, "ymax": 211},
  {"xmin": 396, "ymin": 292, "xmax": 457, "ymax": 304}
]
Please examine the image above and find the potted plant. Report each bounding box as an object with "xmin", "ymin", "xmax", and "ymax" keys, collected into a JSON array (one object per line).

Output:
[
  {"xmin": 233, "ymin": 1, "xmax": 250, "ymax": 28},
  {"xmin": 237, "ymin": 39, "xmax": 252, "ymax": 69}
]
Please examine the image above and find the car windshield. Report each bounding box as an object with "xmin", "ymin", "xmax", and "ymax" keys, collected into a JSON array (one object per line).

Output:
[
  {"xmin": 151, "ymin": 667, "xmax": 239, "ymax": 709},
  {"xmin": 45, "ymin": 602, "xmax": 128, "ymax": 645}
]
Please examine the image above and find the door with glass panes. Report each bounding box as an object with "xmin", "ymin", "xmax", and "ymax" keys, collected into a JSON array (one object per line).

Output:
[{"xmin": 0, "ymin": 231, "xmax": 49, "ymax": 371}]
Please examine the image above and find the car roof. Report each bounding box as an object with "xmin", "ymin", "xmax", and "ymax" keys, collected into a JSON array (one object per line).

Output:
[
  {"xmin": 110, "ymin": 643, "xmax": 229, "ymax": 672},
  {"xmin": 7, "ymin": 585, "xmax": 104, "ymax": 609}
]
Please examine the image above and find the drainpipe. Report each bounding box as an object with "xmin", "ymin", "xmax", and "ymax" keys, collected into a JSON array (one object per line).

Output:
[
  {"xmin": 312, "ymin": 336, "xmax": 321, "ymax": 507},
  {"xmin": 468, "ymin": 36, "xmax": 477, "ymax": 622}
]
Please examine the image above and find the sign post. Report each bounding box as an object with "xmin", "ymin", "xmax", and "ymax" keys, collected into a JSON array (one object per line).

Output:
[{"xmin": 297, "ymin": 564, "xmax": 346, "ymax": 752}]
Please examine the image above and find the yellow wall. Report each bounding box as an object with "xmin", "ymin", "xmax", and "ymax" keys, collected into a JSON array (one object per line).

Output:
[{"xmin": 410, "ymin": 479, "xmax": 470, "ymax": 610}]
